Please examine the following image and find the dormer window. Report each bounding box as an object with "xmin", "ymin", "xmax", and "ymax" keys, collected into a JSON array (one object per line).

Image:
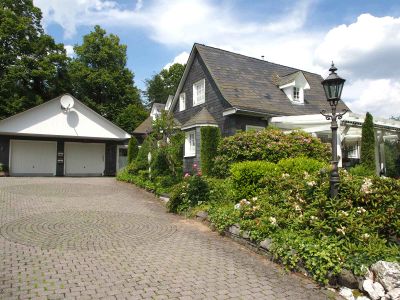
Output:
[
  {"xmin": 293, "ymin": 87, "xmax": 300, "ymax": 101},
  {"xmin": 275, "ymin": 71, "xmax": 310, "ymax": 105}
]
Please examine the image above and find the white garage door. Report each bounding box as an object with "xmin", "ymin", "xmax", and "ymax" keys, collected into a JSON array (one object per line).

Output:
[
  {"xmin": 10, "ymin": 140, "xmax": 57, "ymax": 176},
  {"xmin": 64, "ymin": 142, "xmax": 105, "ymax": 176}
]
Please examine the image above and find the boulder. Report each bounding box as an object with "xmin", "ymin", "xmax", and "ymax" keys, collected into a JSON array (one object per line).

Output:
[
  {"xmin": 338, "ymin": 269, "xmax": 359, "ymax": 289},
  {"xmin": 363, "ymin": 279, "xmax": 385, "ymax": 300},
  {"xmin": 339, "ymin": 287, "xmax": 355, "ymax": 300},
  {"xmin": 241, "ymin": 231, "xmax": 250, "ymax": 239},
  {"xmin": 260, "ymin": 238, "xmax": 273, "ymax": 251},
  {"xmin": 371, "ymin": 261, "xmax": 400, "ymax": 292},
  {"xmin": 355, "ymin": 296, "xmax": 370, "ymax": 300},
  {"xmin": 195, "ymin": 211, "xmax": 208, "ymax": 221},
  {"xmin": 386, "ymin": 287, "xmax": 400, "ymax": 300},
  {"xmin": 228, "ymin": 224, "xmax": 240, "ymax": 236}
]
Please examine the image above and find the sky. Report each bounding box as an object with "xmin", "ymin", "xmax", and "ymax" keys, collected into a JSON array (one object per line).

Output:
[{"xmin": 33, "ymin": 0, "xmax": 400, "ymax": 118}]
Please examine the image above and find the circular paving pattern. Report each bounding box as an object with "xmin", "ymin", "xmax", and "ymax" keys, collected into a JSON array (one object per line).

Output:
[
  {"xmin": 0, "ymin": 211, "xmax": 177, "ymax": 250},
  {"xmin": 3, "ymin": 183, "xmax": 119, "ymax": 197}
]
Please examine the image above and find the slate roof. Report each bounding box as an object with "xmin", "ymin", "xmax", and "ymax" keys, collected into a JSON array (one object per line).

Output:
[
  {"xmin": 133, "ymin": 116, "xmax": 153, "ymax": 135},
  {"xmin": 182, "ymin": 107, "xmax": 218, "ymax": 129},
  {"xmin": 194, "ymin": 44, "xmax": 349, "ymax": 116}
]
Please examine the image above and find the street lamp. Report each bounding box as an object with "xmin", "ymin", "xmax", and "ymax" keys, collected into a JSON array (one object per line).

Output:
[{"xmin": 321, "ymin": 63, "xmax": 347, "ymax": 198}]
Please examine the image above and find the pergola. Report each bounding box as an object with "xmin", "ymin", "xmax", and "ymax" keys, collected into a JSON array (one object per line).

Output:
[{"xmin": 270, "ymin": 112, "xmax": 400, "ymax": 173}]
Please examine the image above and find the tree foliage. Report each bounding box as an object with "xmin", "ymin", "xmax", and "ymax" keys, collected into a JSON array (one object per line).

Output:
[
  {"xmin": 127, "ymin": 137, "xmax": 139, "ymax": 164},
  {"xmin": 360, "ymin": 112, "xmax": 376, "ymax": 172},
  {"xmin": 144, "ymin": 63, "xmax": 185, "ymax": 106},
  {"xmin": 0, "ymin": 0, "xmax": 69, "ymax": 119},
  {"xmin": 69, "ymin": 25, "xmax": 147, "ymax": 131}
]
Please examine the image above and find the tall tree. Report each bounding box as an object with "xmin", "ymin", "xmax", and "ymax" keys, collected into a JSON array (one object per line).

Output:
[
  {"xmin": 69, "ymin": 25, "xmax": 146, "ymax": 131},
  {"xmin": 360, "ymin": 112, "xmax": 376, "ymax": 172},
  {"xmin": 144, "ymin": 63, "xmax": 185, "ymax": 106},
  {"xmin": 0, "ymin": 0, "xmax": 69, "ymax": 119}
]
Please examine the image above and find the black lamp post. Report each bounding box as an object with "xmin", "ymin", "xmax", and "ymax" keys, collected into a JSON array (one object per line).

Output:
[{"xmin": 321, "ymin": 63, "xmax": 347, "ymax": 198}]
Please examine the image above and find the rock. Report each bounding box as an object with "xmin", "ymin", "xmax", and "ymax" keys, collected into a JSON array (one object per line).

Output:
[
  {"xmin": 228, "ymin": 224, "xmax": 240, "ymax": 236},
  {"xmin": 338, "ymin": 269, "xmax": 359, "ymax": 289},
  {"xmin": 355, "ymin": 296, "xmax": 370, "ymax": 300},
  {"xmin": 195, "ymin": 211, "xmax": 208, "ymax": 221},
  {"xmin": 387, "ymin": 287, "xmax": 400, "ymax": 300},
  {"xmin": 363, "ymin": 279, "xmax": 385, "ymax": 300},
  {"xmin": 373, "ymin": 282, "xmax": 386, "ymax": 298},
  {"xmin": 371, "ymin": 261, "xmax": 400, "ymax": 292},
  {"xmin": 260, "ymin": 238, "xmax": 273, "ymax": 251},
  {"xmin": 358, "ymin": 269, "xmax": 374, "ymax": 291},
  {"xmin": 339, "ymin": 287, "xmax": 355, "ymax": 300},
  {"xmin": 241, "ymin": 231, "xmax": 250, "ymax": 239}
]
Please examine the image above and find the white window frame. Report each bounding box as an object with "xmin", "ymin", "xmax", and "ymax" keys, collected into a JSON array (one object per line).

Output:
[
  {"xmin": 245, "ymin": 125, "xmax": 265, "ymax": 132},
  {"xmin": 346, "ymin": 143, "xmax": 359, "ymax": 159},
  {"xmin": 179, "ymin": 92, "xmax": 186, "ymax": 111},
  {"xmin": 193, "ymin": 79, "xmax": 205, "ymax": 106},
  {"xmin": 185, "ymin": 131, "xmax": 196, "ymax": 157}
]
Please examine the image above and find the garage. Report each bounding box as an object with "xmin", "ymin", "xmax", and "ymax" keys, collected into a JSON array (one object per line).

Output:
[
  {"xmin": 64, "ymin": 142, "xmax": 105, "ymax": 176},
  {"xmin": 0, "ymin": 94, "xmax": 131, "ymax": 177},
  {"xmin": 10, "ymin": 140, "xmax": 57, "ymax": 176}
]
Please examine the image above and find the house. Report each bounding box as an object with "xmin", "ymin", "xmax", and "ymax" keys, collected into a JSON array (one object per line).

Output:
[
  {"xmin": 0, "ymin": 94, "xmax": 131, "ymax": 176},
  {"xmin": 167, "ymin": 43, "xmax": 349, "ymax": 171}
]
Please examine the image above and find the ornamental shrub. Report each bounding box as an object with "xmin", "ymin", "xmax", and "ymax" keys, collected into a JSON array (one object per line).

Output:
[
  {"xmin": 127, "ymin": 137, "xmax": 139, "ymax": 164},
  {"xmin": 200, "ymin": 126, "xmax": 221, "ymax": 175},
  {"xmin": 213, "ymin": 128, "xmax": 330, "ymax": 178},
  {"xmin": 348, "ymin": 164, "xmax": 375, "ymax": 177},
  {"xmin": 133, "ymin": 136, "xmax": 155, "ymax": 172},
  {"xmin": 360, "ymin": 112, "xmax": 376, "ymax": 173},
  {"xmin": 230, "ymin": 161, "xmax": 279, "ymax": 199},
  {"xmin": 151, "ymin": 146, "xmax": 170, "ymax": 176}
]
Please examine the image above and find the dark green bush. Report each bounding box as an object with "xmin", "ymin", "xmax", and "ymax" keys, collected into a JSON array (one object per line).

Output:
[
  {"xmin": 134, "ymin": 136, "xmax": 155, "ymax": 171},
  {"xmin": 384, "ymin": 140, "xmax": 400, "ymax": 178},
  {"xmin": 230, "ymin": 161, "xmax": 279, "ymax": 199},
  {"xmin": 127, "ymin": 137, "xmax": 139, "ymax": 164},
  {"xmin": 213, "ymin": 128, "xmax": 330, "ymax": 178},
  {"xmin": 348, "ymin": 164, "xmax": 376, "ymax": 177},
  {"xmin": 278, "ymin": 157, "xmax": 329, "ymax": 175},
  {"xmin": 360, "ymin": 112, "xmax": 376, "ymax": 172},
  {"xmin": 151, "ymin": 146, "xmax": 170, "ymax": 176},
  {"xmin": 200, "ymin": 126, "xmax": 221, "ymax": 175}
]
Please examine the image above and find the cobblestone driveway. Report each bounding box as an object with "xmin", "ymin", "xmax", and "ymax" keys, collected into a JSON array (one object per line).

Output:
[{"xmin": 0, "ymin": 178, "xmax": 339, "ymax": 299}]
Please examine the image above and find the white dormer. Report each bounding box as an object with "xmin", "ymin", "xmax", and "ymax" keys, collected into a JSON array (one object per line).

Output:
[
  {"xmin": 150, "ymin": 103, "xmax": 166, "ymax": 120},
  {"xmin": 278, "ymin": 71, "xmax": 310, "ymax": 104}
]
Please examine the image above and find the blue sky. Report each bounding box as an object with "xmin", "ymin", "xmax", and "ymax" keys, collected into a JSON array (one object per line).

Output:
[{"xmin": 33, "ymin": 0, "xmax": 400, "ymax": 117}]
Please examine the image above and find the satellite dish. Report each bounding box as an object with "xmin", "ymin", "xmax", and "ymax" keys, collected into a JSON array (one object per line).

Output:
[{"xmin": 60, "ymin": 95, "xmax": 74, "ymax": 111}]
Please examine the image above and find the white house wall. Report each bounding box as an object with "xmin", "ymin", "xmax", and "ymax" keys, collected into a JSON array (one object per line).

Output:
[{"xmin": 0, "ymin": 96, "xmax": 130, "ymax": 140}]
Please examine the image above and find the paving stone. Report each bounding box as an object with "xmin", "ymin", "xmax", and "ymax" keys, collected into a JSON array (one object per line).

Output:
[{"xmin": 0, "ymin": 177, "xmax": 341, "ymax": 299}]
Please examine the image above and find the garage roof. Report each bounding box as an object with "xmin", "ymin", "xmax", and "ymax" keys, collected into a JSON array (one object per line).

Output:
[{"xmin": 0, "ymin": 94, "xmax": 131, "ymax": 140}]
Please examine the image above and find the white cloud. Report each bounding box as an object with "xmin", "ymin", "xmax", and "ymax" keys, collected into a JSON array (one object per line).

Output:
[
  {"xmin": 33, "ymin": 0, "xmax": 400, "ymax": 118},
  {"xmin": 64, "ymin": 45, "xmax": 75, "ymax": 57},
  {"xmin": 315, "ymin": 14, "xmax": 400, "ymax": 80},
  {"xmin": 163, "ymin": 51, "xmax": 189, "ymax": 69},
  {"xmin": 343, "ymin": 79, "xmax": 400, "ymax": 118}
]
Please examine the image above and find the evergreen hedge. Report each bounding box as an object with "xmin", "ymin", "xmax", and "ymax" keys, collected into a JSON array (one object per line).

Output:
[
  {"xmin": 127, "ymin": 137, "xmax": 139, "ymax": 164},
  {"xmin": 360, "ymin": 112, "xmax": 376, "ymax": 172},
  {"xmin": 200, "ymin": 126, "xmax": 221, "ymax": 175}
]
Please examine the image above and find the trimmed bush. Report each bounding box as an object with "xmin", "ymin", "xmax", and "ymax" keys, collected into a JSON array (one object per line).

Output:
[
  {"xmin": 133, "ymin": 136, "xmax": 155, "ymax": 172},
  {"xmin": 200, "ymin": 126, "xmax": 221, "ymax": 175},
  {"xmin": 348, "ymin": 164, "xmax": 375, "ymax": 177},
  {"xmin": 230, "ymin": 161, "xmax": 280, "ymax": 199},
  {"xmin": 277, "ymin": 157, "xmax": 329, "ymax": 175},
  {"xmin": 127, "ymin": 137, "xmax": 139, "ymax": 164},
  {"xmin": 360, "ymin": 112, "xmax": 376, "ymax": 173},
  {"xmin": 213, "ymin": 128, "xmax": 330, "ymax": 178}
]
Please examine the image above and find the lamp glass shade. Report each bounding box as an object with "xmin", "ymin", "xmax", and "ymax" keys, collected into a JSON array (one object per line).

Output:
[{"xmin": 322, "ymin": 77, "xmax": 345, "ymax": 101}]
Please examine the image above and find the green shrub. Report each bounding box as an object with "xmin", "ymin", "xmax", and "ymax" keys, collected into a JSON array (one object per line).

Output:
[
  {"xmin": 151, "ymin": 147, "xmax": 170, "ymax": 176},
  {"xmin": 230, "ymin": 161, "xmax": 279, "ymax": 199},
  {"xmin": 207, "ymin": 158, "xmax": 400, "ymax": 283},
  {"xmin": 167, "ymin": 181, "xmax": 190, "ymax": 213},
  {"xmin": 384, "ymin": 140, "xmax": 400, "ymax": 178},
  {"xmin": 134, "ymin": 136, "xmax": 155, "ymax": 171},
  {"xmin": 127, "ymin": 137, "xmax": 139, "ymax": 164},
  {"xmin": 213, "ymin": 128, "xmax": 330, "ymax": 178},
  {"xmin": 278, "ymin": 157, "xmax": 329, "ymax": 175},
  {"xmin": 348, "ymin": 164, "xmax": 376, "ymax": 177},
  {"xmin": 0, "ymin": 163, "xmax": 8, "ymax": 172},
  {"xmin": 360, "ymin": 112, "xmax": 376, "ymax": 172},
  {"xmin": 200, "ymin": 126, "xmax": 221, "ymax": 175}
]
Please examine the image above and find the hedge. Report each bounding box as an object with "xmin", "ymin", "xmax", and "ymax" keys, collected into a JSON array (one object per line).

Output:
[
  {"xmin": 200, "ymin": 126, "xmax": 221, "ymax": 175},
  {"xmin": 127, "ymin": 137, "xmax": 139, "ymax": 164},
  {"xmin": 360, "ymin": 112, "xmax": 376, "ymax": 172}
]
